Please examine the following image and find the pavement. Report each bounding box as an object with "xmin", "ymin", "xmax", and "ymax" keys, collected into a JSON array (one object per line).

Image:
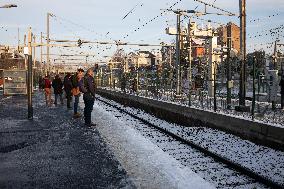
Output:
[{"xmin": 0, "ymin": 92, "xmax": 135, "ymax": 189}]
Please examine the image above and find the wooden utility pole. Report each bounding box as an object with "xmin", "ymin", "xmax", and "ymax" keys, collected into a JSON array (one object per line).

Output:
[
  {"xmin": 239, "ymin": 0, "xmax": 246, "ymax": 106},
  {"xmin": 27, "ymin": 27, "xmax": 33, "ymax": 120},
  {"xmin": 47, "ymin": 13, "xmax": 50, "ymax": 74}
]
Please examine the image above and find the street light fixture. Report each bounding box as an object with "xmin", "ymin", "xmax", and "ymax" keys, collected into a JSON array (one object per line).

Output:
[{"xmin": 0, "ymin": 4, "xmax": 17, "ymax": 8}]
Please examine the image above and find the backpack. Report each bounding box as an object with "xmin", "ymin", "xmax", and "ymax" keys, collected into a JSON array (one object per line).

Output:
[
  {"xmin": 71, "ymin": 74, "xmax": 79, "ymax": 88},
  {"xmin": 44, "ymin": 79, "xmax": 51, "ymax": 88},
  {"xmin": 40, "ymin": 79, "xmax": 45, "ymax": 89},
  {"xmin": 79, "ymin": 77, "xmax": 88, "ymax": 93}
]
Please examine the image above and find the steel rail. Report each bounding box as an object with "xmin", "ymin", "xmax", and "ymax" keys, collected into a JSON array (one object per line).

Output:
[{"xmin": 96, "ymin": 96, "xmax": 284, "ymax": 189}]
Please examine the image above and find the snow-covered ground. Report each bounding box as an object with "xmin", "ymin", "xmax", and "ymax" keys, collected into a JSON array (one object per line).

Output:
[
  {"xmin": 97, "ymin": 96, "xmax": 284, "ymax": 187},
  {"xmin": 79, "ymin": 100, "xmax": 215, "ymax": 189}
]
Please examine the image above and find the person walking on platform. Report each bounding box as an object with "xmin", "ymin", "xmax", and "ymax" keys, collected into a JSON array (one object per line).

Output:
[
  {"xmin": 83, "ymin": 68, "xmax": 96, "ymax": 127},
  {"xmin": 43, "ymin": 75, "xmax": 52, "ymax": 106},
  {"xmin": 71, "ymin": 68, "xmax": 84, "ymax": 118},
  {"xmin": 52, "ymin": 75, "xmax": 64, "ymax": 105},
  {"xmin": 64, "ymin": 73, "xmax": 73, "ymax": 110}
]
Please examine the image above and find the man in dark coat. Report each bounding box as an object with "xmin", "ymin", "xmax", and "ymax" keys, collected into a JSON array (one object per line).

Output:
[
  {"xmin": 64, "ymin": 73, "xmax": 73, "ymax": 109},
  {"xmin": 83, "ymin": 68, "xmax": 96, "ymax": 127},
  {"xmin": 52, "ymin": 75, "xmax": 63, "ymax": 105}
]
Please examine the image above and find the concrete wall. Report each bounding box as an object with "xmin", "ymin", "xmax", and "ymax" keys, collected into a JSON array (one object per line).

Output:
[{"xmin": 97, "ymin": 88, "xmax": 284, "ymax": 151}]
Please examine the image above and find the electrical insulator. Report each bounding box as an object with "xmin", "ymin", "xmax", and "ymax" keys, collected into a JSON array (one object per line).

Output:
[{"xmin": 78, "ymin": 39, "xmax": 82, "ymax": 47}]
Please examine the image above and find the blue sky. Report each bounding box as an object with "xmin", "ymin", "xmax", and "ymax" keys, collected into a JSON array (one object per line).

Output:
[{"xmin": 0, "ymin": 0, "xmax": 283, "ymax": 63}]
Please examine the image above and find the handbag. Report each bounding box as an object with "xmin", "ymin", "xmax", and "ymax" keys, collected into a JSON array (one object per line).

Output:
[{"xmin": 71, "ymin": 87, "xmax": 80, "ymax": 96}]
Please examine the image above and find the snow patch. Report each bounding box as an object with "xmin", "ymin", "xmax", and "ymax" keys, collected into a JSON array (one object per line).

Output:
[{"xmin": 88, "ymin": 102, "xmax": 215, "ymax": 189}]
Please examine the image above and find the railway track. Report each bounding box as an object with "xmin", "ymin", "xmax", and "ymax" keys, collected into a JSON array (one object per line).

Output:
[{"xmin": 96, "ymin": 96, "xmax": 283, "ymax": 189}]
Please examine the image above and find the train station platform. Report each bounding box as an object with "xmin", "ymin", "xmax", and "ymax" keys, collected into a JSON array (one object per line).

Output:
[
  {"xmin": 0, "ymin": 93, "xmax": 134, "ymax": 188},
  {"xmin": 0, "ymin": 92, "xmax": 214, "ymax": 189}
]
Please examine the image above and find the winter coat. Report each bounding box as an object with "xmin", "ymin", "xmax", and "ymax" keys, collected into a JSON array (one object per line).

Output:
[
  {"xmin": 84, "ymin": 75, "xmax": 96, "ymax": 97},
  {"xmin": 64, "ymin": 75, "xmax": 73, "ymax": 92},
  {"xmin": 52, "ymin": 78, "xmax": 63, "ymax": 94},
  {"xmin": 43, "ymin": 78, "xmax": 51, "ymax": 89},
  {"xmin": 71, "ymin": 74, "xmax": 79, "ymax": 88},
  {"xmin": 280, "ymin": 79, "xmax": 284, "ymax": 95}
]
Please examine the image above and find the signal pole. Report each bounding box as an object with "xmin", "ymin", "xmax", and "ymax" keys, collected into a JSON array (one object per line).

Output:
[{"xmin": 239, "ymin": 0, "xmax": 246, "ymax": 106}]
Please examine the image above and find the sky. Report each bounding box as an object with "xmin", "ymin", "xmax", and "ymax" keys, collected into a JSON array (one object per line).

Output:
[{"xmin": 0, "ymin": 0, "xmax": 283, "ymax": 63}]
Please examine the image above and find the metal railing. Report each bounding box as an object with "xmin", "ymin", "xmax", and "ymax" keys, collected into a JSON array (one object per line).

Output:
[{"xmin": 96, "ymin": 72, "xmax": 284, "ymax": 127}]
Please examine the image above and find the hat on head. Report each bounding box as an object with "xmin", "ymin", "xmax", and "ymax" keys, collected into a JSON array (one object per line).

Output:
[{"xmin": 77, "ymin": 68, "xmax": 84, "ymax": 72}]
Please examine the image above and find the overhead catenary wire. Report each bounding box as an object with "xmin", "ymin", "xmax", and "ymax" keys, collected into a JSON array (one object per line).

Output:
[
  {"xmin": 120, "ymin": 0, "xmax": 185, "ymax": 41},
  {"xmin": 248, "ymin": 24, "xmax": 284, "ymax": 39},
  {"xmin": 122, "ymin": 2, "xmax": 144, "ymax": 20},
  {"xmin": 51, "ymin": 14, "xmax": 110, "ymax": 41},
  {"xmin": 192, "ymin": 0, "xmax": 237, "ymax": 16},
  {"xmin": 40, "ymin": 0, "xmax": 280, "ymax": 63},
  {"xmin": 248, "ymin": 13, "xmax": 281, "ymax": 24}
]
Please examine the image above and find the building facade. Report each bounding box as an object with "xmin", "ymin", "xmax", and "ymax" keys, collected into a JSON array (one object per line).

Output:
[
  {"xmin": 0, "ymin": 45, "xmax": 25, "ymax": 70},
  {"xmin": 216, "ymin": 22, "xmax": 240, "ymax": 54}
]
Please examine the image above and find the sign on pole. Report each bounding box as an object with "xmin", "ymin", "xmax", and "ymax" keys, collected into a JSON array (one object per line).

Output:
[{"xmin": 3, "ymin": 70, "xmax": 27, "ymax": 95}]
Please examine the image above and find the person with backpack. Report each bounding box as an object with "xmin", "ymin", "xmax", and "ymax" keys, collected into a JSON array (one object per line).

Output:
[
  {"xmin": 52, "ymin": 75, "xmax": 64, "ymax": 106},
  {"xmin": 63, "ymin": 73, "xmax": 73, "ymax": 110},
  {"xmin": 71, "ymin": 68, "xmax": 84, "ymax": 118},
  {"xmin": 43, "ymin": 75, "xmax": 52, "ymax": 106},
  {"xmin": 83, "ymin": 68, "xmax": 96, "ymax": 127}
]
